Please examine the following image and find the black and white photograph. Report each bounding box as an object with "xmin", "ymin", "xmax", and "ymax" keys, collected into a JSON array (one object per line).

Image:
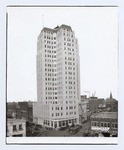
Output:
[{"xmin": 6, "ymin": 6, "xmax": 118, "ymax": 144}]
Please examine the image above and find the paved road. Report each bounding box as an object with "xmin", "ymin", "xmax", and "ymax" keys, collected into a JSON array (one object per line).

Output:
[
  {"xmin": 27, "ymin": 120, "xmax": 91, "ymax": 137},
  {"xmin": 35, "ymin": 120, "xmax": 91, "ymax": 137},
  {"xmin": 74, "ymin": 121, "xmax": 91, "ymax": 136}
]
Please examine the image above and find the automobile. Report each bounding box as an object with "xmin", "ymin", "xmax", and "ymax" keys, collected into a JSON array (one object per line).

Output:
[{"xmin": 68, "ymin": 125, "xmax": 80, "ymax": 134}]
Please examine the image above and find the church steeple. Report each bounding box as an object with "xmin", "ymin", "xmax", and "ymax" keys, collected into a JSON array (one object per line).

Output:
[{"xmin": 110, "ymin": 92, "xmax": 113, "ymax": 99}]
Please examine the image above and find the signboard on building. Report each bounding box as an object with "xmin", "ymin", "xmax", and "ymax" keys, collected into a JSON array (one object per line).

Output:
[{"xmin": 91, "ymin": 126, "xmax": 110, "ymax": 132}]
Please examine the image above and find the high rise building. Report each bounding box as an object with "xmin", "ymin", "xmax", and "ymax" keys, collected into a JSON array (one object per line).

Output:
[{"xmin": 33, "ymin": 24, "xmax": 80, "ymax": 129}]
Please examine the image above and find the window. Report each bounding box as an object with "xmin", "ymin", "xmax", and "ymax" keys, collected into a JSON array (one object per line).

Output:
[
  {"xmin": 101, "ymin": 123, "xmax": 103, "ymax": 127},
  {"xmin": 13, "ymin": 125, "xmax": 17, "ymax": 131},
  {"xmin": 92, "ymin": 122, "xmax": 94, "ymax": 126},
  {"xmin": 19, "ymin": 124, "xmax": 23, "ymax": 130},
  {"xmin": 115, "ymin": 124, "xmax": 118, "ymax": 128}
]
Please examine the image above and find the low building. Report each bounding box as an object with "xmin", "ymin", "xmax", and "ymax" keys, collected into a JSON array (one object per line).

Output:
[
  {"xmin": 90, "ymin": 112, "xmax": 118, "ymax": 137},
  {"xmin": 7, "ymin": 118, "xmax": 26, "ymax": 137}
]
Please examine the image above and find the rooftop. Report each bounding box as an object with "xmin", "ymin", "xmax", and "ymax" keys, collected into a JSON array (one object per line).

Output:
[
  {"xmin": 91, "ymin": 112, "xmax": 118, "ymax": 119},
  {"xmin": 7, "ymin": 118, "xmax": 26, "ymax": 123},
  {"xmin": 41, "ymin": 24, "xmax": 72, "ymax": 33}
]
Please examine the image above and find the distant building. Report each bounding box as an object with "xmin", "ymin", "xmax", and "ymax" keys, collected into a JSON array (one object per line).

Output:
[
  {"xmin": 18, "ymin": 101, "xmax": 33, "ymax": 122},
  {"xmin": 34, "ymin": 24, "xmax": 80, "ymax": 129},
  {"xmin": 7, "ymin": 118, "xmax": 26, "ymax": 137},
  {"xmin": 105, "ymin": 93, "xmax": 118, "ymax": 112},
  {"xmin": 90, "ymin": 112, "xmax": 118, "ymax": 137},
  {"xmin": 7, "ymin": 102, "xmax": 21, "ymax": 119},
  {"xmin": 7, "ymin": 101, "xmax": 34, "ymax": 122},
  {"xmin": 89, "ymin": 96, "xmax": 99, "ymax": 114}
]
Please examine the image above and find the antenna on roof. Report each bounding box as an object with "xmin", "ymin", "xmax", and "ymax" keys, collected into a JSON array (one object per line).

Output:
[{"xmin": 42, "ymin": 14, "xmax": 44, "ymax": 28}]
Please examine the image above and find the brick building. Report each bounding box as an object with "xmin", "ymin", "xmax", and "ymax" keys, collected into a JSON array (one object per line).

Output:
[{"xmin": 90, "ymin": 112, "xmax": 118, "ymax": 137}]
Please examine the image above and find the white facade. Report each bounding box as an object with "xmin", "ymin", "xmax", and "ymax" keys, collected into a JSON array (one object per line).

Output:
[
  {"xmin": 7, "ymin": 119, "xmax": 26, "ymax": 137},
  {"xmin": 34, "ymin": 24, "xmax": 80, "ymax": 129}
]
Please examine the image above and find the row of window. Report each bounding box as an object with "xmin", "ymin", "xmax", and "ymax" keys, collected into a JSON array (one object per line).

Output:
[
  {"xmin": 66, "ymin": 95, "xmax": 76, "ymax": 99},
  {"xmin": 45, "ymin": 82, "xmax": 57, "ymax": 86},
  {"xmin": 43, "ymin": 118, "xmax": 77, "ymax": 127},
  {"xmin": 64, "ymin": 37, "xmax": 74, "ymax": 42},
  {"xmin": 64, "ymin": 47, "xmax": 75, "ymax": 51},
  {"xmin": 13, "ymin": 124, "xmax": 23, "ymax": 132},
  {"xmin": 44, "ymin": 36, "xmax": 56, "ymax": 40},
  {"xmin": 51, "ymin": 111, "xmax": 76, "ymax": 117},
  {"xmin": 45, "ymin": 90, "xmax": 76, "ymax": 95},
  {"xmin": 65, "ymin": 81, "xmax": 76, "ymax": 85},
  {"xmin": 45, "ymin": 59, "xmax": 56, "ymax": 63},
  {"xmin": 45, "ymin": 95, "xmax": 77, "ymax": 100},
  {"xmin": 46, "ymin": 97, "xmax": 57, "ymax": 100},
  {"xmin": 92, "ymin": 121, "xmax": 118, "ymax": 128},
  {"xmin": 65, "ymin": 62, "xmax": 75, "ymax": 66},
  {"xmin": 66, "ymin": 111, "xmax": 76, "ymax": 115},
  {"xmin": 66, "ymin": 91, "xmax": 76, "ymax": 94},
  {"xmin": 45, "ymin": 54, "xmax": 56, "ymax": 58},
  {"xmin": 44, "ymin": 42, "xmax": 76, "ymax": 49},
  {"xmin": 45, "ymin": 78, "xmax": 57, "ymax": 81},
  {"xmin": 46, "ymin": 92, "xmax": 57, "ymax": 95},
  {"xmin": 45, "ymin": 49, "xmax": 56, "ymax": 53},
  {"xmin": 65, "ymin": 57, "xmax": 75, "ymax": 61},
  {"xmin": 45, "ymin": 45, "xmax": 56, "ymax": 49},
  {"xmin": 45, "ymin": 40, "xmax": 56, "ymax": 44},
  {"xmin": 46, "ymin": 87, "xmax": 57, "ymax": 90},
  {"xmin": 45, "ymin": 73, "xmax": 56, "ymax": 77},
  {"xmin": 64, "ymin": 42, "xmax": 75, "ymax": 47},
  {"xmin": 51, "ymin": 106, "xmax": 76, "ymax": 111},
  {"xmin": 66, "ymin": 101, "xmax": 76, "ymax": 104},
  {"xmin": 63, "ymin": 32, "xmax": 73, "ymax": 37},
  {"xmin": 65, "ymin": 76, "xmax": 75, "ymax": 80},
  {"xmin": 66, "ymin": 106, "xmax": 76, "ymax": 110},
  {"xmin": 44, "ymin": 100, "xmax": 76, "ymax": 105},
  {"xmin": 65, "ymin": 71, "xmax": 76, "ymax": 75}
]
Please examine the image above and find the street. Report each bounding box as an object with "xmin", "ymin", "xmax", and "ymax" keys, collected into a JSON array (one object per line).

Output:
[{"xmin": 26, "ymin": 120, "xmax": 91, "ymax": 137}]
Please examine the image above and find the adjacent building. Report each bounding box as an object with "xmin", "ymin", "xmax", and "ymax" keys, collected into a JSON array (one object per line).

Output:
[
  {"xmin": 79, "ymin": 95, "xmax": 89, "ymax": 123},
  {"xmin": 18, "ymin": 101, "xmax": 33, "ymax": 122},
  {"xmin": 33, "ymin": 24, "xmax": 80, "ymax": 129},
  {"xmin": 105, "ymin": 93, "xmax": 118, "ymax": 112},
  {"xmin": 7, "ymin": 118, "xmax": 26, "ymax": 137},
  {"xmin": 90, "ymin": 112, "xmax": 118, "ymax": 137},
  {"xmin": 89, "ymin": 96, "xmax": 99, "ymax": 114}
]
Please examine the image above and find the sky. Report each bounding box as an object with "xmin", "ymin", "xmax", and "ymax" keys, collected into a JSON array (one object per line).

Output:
[{"xmin": 7, "ymin": 7, "xmax": 118, "ymax": 102}]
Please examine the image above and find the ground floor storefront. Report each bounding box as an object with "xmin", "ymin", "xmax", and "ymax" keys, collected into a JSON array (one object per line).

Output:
[
  {"xmin": 42, "ymin": 118, "xmax": 78, "ymax": 129},
  {"xmin": 34, "ymin": 117, "xmax": 79, "ymax": 130}
]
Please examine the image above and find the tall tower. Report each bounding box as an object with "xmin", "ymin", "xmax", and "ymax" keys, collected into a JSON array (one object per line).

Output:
[{"xmin": 33, "ymin": 24, "xmax": 80, "ymax": 129}]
